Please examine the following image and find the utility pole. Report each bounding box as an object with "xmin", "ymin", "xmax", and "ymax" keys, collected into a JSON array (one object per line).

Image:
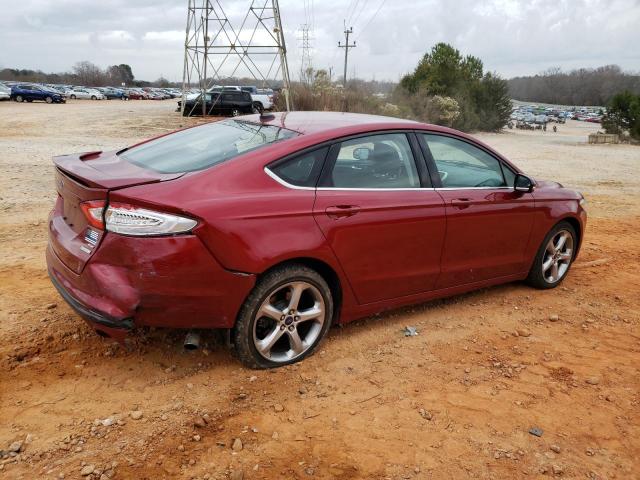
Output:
[{"xmin": 337, "ymin": 24, "xmax": 355, "ymax": 88}]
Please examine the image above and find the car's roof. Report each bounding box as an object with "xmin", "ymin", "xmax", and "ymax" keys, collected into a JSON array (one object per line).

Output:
[{"xmin": 249, "ymin": 111, "xmax": 422, "ymax": 135}]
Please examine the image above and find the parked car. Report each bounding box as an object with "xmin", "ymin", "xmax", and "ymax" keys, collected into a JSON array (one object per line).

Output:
[
  {"xmin": 66, "ymin": 87, "xmax": 104, "ymax": 100},
  {"xmin": 0, "ymin": 83, "xmax": 11, "ymax": 101},
  {"xmin": 47, "ymin": 112, "xmax": 587, "ymax": 369},
  {"xmin": 11, "ymin": 84, "xmax": 65, "ymax": 103},
  {"xmin": 179, "ymin": 90, "xmax": 255, "ymax": 116},
  {"xmin": 127, "ymin": 88, "xmax": 148, "ymax": 100},
  {"xmin": 97, "ymin": 87, "xmax": 128, "ymax": 100}
]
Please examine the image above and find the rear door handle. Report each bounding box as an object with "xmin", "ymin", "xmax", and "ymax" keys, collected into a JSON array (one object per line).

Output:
[
  {"xmin": 325, "ymin": 205, "xmax": 361, "ymax": 219},
  {"xmin": 450, "ymin": 198, "xmax": 473, "ymax": 209}
]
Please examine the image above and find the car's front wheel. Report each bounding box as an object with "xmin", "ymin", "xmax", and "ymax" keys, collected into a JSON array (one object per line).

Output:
[
  {"xmin": 231, "ymin": 108, "xmax": 241, "ymax": 117},
  {"xmin": 45, "ymin": 96, "xmax": 53, "ymax": 104},
  {"xmin": 70, "ymin": 94, "xmax": 76, "ymax": 99},
  {"xmin": 91, "ymin": 95, "xmax": 97, "ymax": 100},
  {"xmin": 526, "ymin": 221, "xmax": 577, "ymax": 289},
  {"xmin": 15, "ymin": 95, "xmax": 23, "ymax": 102},
  {"xmin": 233, "ymin": 264, "xmax": 334, "ymax": 369}
]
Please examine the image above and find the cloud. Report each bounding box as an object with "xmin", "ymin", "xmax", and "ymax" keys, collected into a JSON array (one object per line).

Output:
[{"xmin": 0, "ymin": 0, "xmax": 638, "ymax": 82}]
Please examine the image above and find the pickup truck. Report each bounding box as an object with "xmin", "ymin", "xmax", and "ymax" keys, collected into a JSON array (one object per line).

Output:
[
  {"xmin": 238, "ymin": 86, "xmax": 274, "ymax": 112},
  {"xmin": 182, "ymin": 85, "xmax": 273, "ymax": 112}
]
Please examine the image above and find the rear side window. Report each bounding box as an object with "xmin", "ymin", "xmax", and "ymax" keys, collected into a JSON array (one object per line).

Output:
[
  {"xmin": 270, "ymin": 148, "xmax": 328, "ymax": 187},
  {"xmin": 120, "ymin": 119, "xmax": 299, "ymax": 173},
  {"xmin": 325, "ymin": 133, "xmax": 420, "ymax": 188}
]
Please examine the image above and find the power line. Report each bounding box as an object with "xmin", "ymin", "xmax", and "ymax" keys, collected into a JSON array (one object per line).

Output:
[
  {"xmin": 355, "ymin": 0, "xmax": 387, "ymax": 40},
  {"xmin": 346, "ymin": 0, "xmax": 361, "ymax": 26}
]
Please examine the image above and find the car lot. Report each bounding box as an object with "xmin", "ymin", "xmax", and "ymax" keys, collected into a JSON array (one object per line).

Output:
[{"xmin": 0, "ymin": 100, "xmax": 639, "ymax": 479}]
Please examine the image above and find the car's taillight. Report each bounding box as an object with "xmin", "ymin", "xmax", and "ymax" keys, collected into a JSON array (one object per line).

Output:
[
  {"xmin": 80, "ymin": 200, "xmax": 106, "ymax": 229},
  {"xmin": 104, "ymin": 203, "xmax": 197, "ymax": 236}
]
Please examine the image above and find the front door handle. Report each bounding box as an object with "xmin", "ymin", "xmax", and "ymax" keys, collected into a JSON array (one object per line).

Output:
[
  {"xmin": 325, "ymin": 205, "xmax": 361, "ymax": 219},
  {"xmin": 450, "ymin": 198, "xmax": 473, "ymax": 209}
]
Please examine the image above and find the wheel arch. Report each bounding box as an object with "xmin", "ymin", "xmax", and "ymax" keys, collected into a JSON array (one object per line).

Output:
[
  {"xmin": 256, "ymin": 257, "xmax": 343, "ymax": 323},
  {"xmin": 558, "ymin": 215, "xmax": 583, "ymax": 256}
]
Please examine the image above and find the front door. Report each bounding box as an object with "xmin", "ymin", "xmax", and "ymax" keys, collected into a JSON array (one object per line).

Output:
[
  {"xmin": 313, "ymin": 132, "xmax": 446, "ymax": 304},
  {"xmin": 417, "ymin": 133, "xmax": 535, "ymax": 288}
]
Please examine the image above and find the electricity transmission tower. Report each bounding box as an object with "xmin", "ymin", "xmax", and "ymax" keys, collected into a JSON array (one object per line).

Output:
[
  {"xmin": 338, "ymin": 24, "xmax": 356, "ymax": 88},
  {"xmin": 298, "ymin": 23, "xmax": 313, "ymax": 85},
  {"xmin": 181, "ymin": 0, "xmax": 292, "ymax": 116}
]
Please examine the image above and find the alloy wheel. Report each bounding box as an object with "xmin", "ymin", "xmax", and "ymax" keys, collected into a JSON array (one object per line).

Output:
[
  {"xmin": 16, "ymin": 95, "xmax": 23, "ymax": 102},
  {"xmin": 252, "ymin": 281, "xmax": 326, "ymax": 363},
  {"xmin": 542, "ymin": 229, "xmax": 574, "ymax": 283},
  {"xmin": 231, "ymin": 109, "xmax": 240, "ymax": 116}
]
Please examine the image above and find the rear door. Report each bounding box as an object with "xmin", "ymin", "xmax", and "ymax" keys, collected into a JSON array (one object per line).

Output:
[
  {"xmin": 313, "ymin": 132, "xmax": 446, "ymax": 304},
  {"xmin": 417, "ymin": 133, "xmax": 535, "ymax": 288}
]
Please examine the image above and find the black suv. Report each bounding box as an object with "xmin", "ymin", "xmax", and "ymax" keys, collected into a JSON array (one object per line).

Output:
[{"xmin": 179, "ymin": 91, "xmax": 255, "ymax": 117}]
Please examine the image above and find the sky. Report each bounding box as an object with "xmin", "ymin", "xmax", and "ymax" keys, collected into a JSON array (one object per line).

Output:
[{"xmin": 1, "ymin": 0, "xmax": 639, "ymax": 83}]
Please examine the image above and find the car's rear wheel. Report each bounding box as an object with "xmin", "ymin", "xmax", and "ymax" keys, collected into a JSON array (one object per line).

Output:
[
  {"xmin": 70, "ymin": 94, "xmax": 76, "ymax": 99},
  {"xmin": 231, "ymin": 108, "xmax": 241, "ymax": 117},
  {"xmin": 252, "ymin": 102, "xmax": 264, "ymax": 114},
  {"xmin": 233, "ymin": 264, "xmax": 333, "ymax": 369},
  {"xmin": 526, "ymin": 221, "xmax": 577, "ymax": 289},
  {"xmin": 45, "ymin": 96, "xmax": 53, "ymax": 104},
  {"xmin": 15, "ymin": 95, "xmax": 23, "ymax": 102}
]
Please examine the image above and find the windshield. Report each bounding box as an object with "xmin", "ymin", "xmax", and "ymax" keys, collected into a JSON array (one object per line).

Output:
[{"xmin": 120, "ymin": 119, "xmax": 299, "ymax": 174}]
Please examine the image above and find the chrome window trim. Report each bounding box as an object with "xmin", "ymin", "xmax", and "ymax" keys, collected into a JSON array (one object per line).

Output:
[
  {"xmin": 317, "ymin": 187, "xmax": 430, "ymax": 191},
  {"xmin": 434, "ymin": 186, "xmax": 513, "ymax": 190},
  {"xmin": 264, "ymin": 167, "xmax": 431, "ymax": 191},
  {"xmin": 264, "ymin": 167, "xmax": 315, "ymax": 190},
  {"xmin": 264, "ymin": 167, "xmax": 522, "ymax": 192}
]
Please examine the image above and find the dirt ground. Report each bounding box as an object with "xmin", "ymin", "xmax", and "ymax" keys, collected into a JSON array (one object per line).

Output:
[{"xmin": 0, "ymin": 100, "xmax": 638, "ymax": 480}]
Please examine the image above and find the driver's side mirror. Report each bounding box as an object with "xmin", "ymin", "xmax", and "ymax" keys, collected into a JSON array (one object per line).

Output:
[{"xmin": 514, "ymin": 174, "xmax": 534, "ymax": 192}]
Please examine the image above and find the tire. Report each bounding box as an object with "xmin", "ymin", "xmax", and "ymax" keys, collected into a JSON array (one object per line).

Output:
[
  {"xmin": 91, "ymin": 95, "xmax": 97, "ymax": 100},
  {"xmin": 15, "ymin": 95, "xmax": 23, "ymax": 103},
  {"xmin": 526, "ymin": 221, "xmax": 577, "ymax": 289},
  {"xmin": 45, "ymin": 96, "xmax": 53, "ymax": 104},
  {"xmin": 252, "ymin": 102, "xmax": 264, "ymax": 114},
  {"xmin": 231, "ymin": 108, "xmax": 240, "ymax": 117},
  {"xmin": 233, "ymin": 264, "xmax": 334, "ymax": 369},
  {"xmin": 70, "ymin": 94, "xmax": 76, "ymax": 99}
]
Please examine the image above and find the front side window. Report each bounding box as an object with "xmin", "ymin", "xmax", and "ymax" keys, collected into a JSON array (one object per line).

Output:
[
  {"xmin": 120, "ymin": 120, "xmax": 298, "ymax": 174},
  {"xmin": 421, "ymin": 134, "xmax": 507, "ymax": 188},
  {"xmin": 326, "ymin": 133, "xmax": 420, "ymax": 188}
]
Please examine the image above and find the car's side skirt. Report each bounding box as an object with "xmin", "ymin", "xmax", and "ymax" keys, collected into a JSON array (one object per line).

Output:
[{"xmin": 338, "ymin": 271, "xmax": 528, "ymax": 324}]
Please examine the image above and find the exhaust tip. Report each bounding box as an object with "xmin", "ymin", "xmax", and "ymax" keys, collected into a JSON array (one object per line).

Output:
[
  {"xmin": 184, "ymin": 331, "xmax": 200, "ymax": 350},
  {"xmin": 95, "ymin": 329, "xmax": 111, "ymax": 338}
]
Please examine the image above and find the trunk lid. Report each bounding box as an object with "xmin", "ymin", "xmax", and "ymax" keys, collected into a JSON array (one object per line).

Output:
[{"xmin": 50, "ymin": 150, "xmax": 183, "ymax": 273}]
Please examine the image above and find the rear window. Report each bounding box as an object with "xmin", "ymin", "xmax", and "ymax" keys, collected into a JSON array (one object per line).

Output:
[{"xmin": 120, "ymin": 119, "xmax": 299, "ymax": 174}]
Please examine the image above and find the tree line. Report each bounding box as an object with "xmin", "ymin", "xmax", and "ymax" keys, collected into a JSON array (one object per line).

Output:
[
  {"xmin": 1, "ymin": 62, "xmax": 142, "ymax": 87},
  {"xmin": 508, "ymin": 65, "xmax": 640, "ymax": 106}
]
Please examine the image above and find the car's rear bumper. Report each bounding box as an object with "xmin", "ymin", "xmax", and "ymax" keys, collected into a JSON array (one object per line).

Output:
[
  {"xmin": 48, "ymin": 268, "xmax": 133, "ymax": 341},
  {"xmin": 46, "ymin": 231, "xmax": 257, "ymax": 332}
]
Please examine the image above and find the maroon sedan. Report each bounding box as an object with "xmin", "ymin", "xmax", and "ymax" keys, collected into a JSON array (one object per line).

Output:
[{"xmin": 47, "ymin": 112, "xmax": 586, "ymax": 368}]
